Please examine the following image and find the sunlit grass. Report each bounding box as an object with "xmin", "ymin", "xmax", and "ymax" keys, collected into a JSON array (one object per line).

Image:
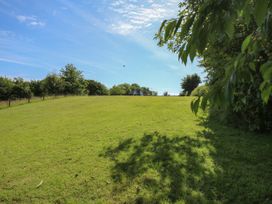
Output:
[{"xmin": 0, "ymin": 96, "xmax": 271, "ymax": 203}]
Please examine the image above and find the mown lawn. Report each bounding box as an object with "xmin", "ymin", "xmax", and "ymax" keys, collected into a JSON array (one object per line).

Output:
[{"xmin": 0, "ymin": 96, "xmax": 271, "ymax": 203}]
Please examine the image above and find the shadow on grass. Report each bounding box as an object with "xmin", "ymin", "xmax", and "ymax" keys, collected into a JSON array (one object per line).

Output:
[
  {"xmin": 102, "ymin": 131, "xmax": 218, "ymax": 203},
  {"xmin": 102, "ymin": 120, "xmax": 272, "ymax": 203}
]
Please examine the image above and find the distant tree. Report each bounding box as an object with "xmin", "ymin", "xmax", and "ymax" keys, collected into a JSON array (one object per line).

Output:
[
  {"xmin": 141, "ymin": 87, "xmax": 152, "ymax": 96},
  {"xmin": 86, "ymin": 80, "xmax": 109, "ymax": 95},
  {"xmin": 60, "ymin": 64, "xmax": 86, "ymax": 95},
  {"xmin": 163, "ymin": 91, "xmax": 169, "ymax": 96},
  {"xmin": 30, "ymin": 80, "xmax": 47, "ymax": 97},
  {"xmin": 110, "ymin": 85, "xmax": 126, "ymax": 95},
  {"xmin": 118, "ymin": 83, "xmax": 131, "ymax": 95},
  {"xmin": 12, "ymin": 78, "xmax": 32, "ymax": 100},
  {"xmin": 0, "ymin": 77, "xmax": 14, "ymax": 100},
  {"xmin": 151, "ymin": 91, "xmax": 158, "ymax": 96},
  {"xmin": 44, "ymin": 74, "xmax": 64, "ymax": 96},
  {"xmin": 130, "ymin": 83, "xmax": 141, "ymax": 95},
  {"xmin": 109, "ymin": 83, "xmax": 157, "ymax": 96},
  {"xmin": 181, "ymin": 74, "xmax": 201, "ymax": 96}
]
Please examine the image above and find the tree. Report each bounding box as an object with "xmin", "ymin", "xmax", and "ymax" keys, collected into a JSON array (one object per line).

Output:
[
  {"xmin": 156, "ymin": 0, "xmax": 272, "ymax": 131},
  {"xmin": 12, "ymin": 78, "xmax": 32, "ymax": 100},
  {"xmin": 30, "ymin": 80, "xmax": 47, "ymax": 97},
  {"xmin": 118, "ymin": 83, "xmax": 131, "ymax": 95},
  {"xmin": 110, "ymin": 85, "xmax": 126, "ymax": 95},
  {"xmin": 152, "ymin": 91, "xmax": 158, "ymax": 96},
  {"xmin": 43, "ymin": 74, "xmax": 64, "ymax": 96},
  {"xmin": 130, "ymin": 83, "xmax": 141, "ymax": 95},
  {"xmin": 109, "ymin": 83, "xmax": 156, "ymax": 96},
  {"xmin": 86, "ymin": 80, "xmax": 109, "ymax": 95},
  {"xmin": 141, "ymin": 87, "xmax": 152, "ymax": 96},
  {"xmin": 0, "ymin": 77, "xmax": 14, "ymax": 101},
  {"xmin": 163, "ymin": 91, "xmax": 169, "ymax": 96},
  {"xmin": 181, "ymin": 74, "xmax": 201, "ymax": 96},
  {"xmin": 60, "ymin": 64, "xmax": 86, "ymax": 95}
]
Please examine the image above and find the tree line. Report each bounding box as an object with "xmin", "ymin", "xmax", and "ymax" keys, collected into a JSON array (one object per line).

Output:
[{"xmin": 0, "ymin": 64, "xmax": 157, "ymax": 105}]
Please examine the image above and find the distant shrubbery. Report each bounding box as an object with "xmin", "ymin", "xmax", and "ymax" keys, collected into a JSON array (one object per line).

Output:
[
  {"xmin": 0, "ymin": 64, "xmax": 157, "ymax": 103},
  {"xmin": 109, "ymin": 83, "xmax": 157, "ymax": 96}
]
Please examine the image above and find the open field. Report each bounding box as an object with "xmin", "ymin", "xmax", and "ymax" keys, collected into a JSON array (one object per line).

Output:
[{"xmin": 0, "ymin": 96, "xmax": 271, "ymax": 203}]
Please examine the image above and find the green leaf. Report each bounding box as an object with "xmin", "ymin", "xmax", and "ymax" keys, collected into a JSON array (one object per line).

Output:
[
  {"xmin": 180, "ymin": 15, "xmax": 195, "ymax": 41},
  {"xmin": 260, "ymin": 61, "xmax": 272, "ymax": 80},
  {"xmin": 164, "ymin": 20, "xmax": 176, "ymax": 41},
  {"xmin": 198, "ymin": 28, "xmax": 208, "ymax": 54},
  {"xmin": 181, "ymin": 50, "xmax": 188, "ymax": 65},
  {"xmin": 254, "ymin": 0, "xmax": 268, "ymax": 26},
  {"xmin": 159, "ymin": 20, "xmax": 167, "ymax": 33},
  {"xmin": 225, "ymin": 14, "xmax": 235, "ymax": 38},
  {"xmin": 191, "ymin": 97, "xmax": 200, "ymax": 114},
  {"xmin": 178, "ymin": 44, "xmax": 186, "ymax": 61},
  {"xmin": 189, "ymin": 45, "xmax": 196, "ymax": 62},
  {"xmin": 173, "ymin": 15, "xmax": 183, "ymax": 35},
  {"xmin": 260, "ymin": 81, "xmax": 272, "ymax": 103},
  {"xmin": 200, "ymin": 96, "xmax": 208, "ymax": 111},
  {"xmin": 249, "ymin": 62, "xmax": 256, "ymax": 71},
  {"xmin": 241, "ymin": 34, "xmax": 252, "ymax": 53},
  {"xmin": 240, "ymin": 2, "xmax": 253, "ymax": 24}
]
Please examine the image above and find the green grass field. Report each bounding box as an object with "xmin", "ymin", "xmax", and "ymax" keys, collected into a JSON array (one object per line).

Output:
[{"xmin": 0, "ymin": 96, "xmax": 271, "ymax": 203}]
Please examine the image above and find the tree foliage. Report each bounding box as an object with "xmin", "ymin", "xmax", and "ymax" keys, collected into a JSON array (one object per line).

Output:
[
  {"xmin": 43, "ymin": 74, "xmax": 64, "ymax": 96},
  {"xmin": 0, "ymin": 64, "xmax": 159, "ymax": 104},
  {"xmin": 12, "ymin": 78, "xmax": 32, "ymax": 99},
  {"xmin": 181, "ymin": 74, "xmax": 201, "ymax": 95},
  {"xmin": 0, "ymin": 77, "xmax": 14, "ymax": 100},
  {"xmin": 109, "ymin": 83, "xmax": 156, "ymax": 96},
  {"xmin": 30, "ymin": 80, "xmax": 46, "ymax": 97},
  {"xmin": 86, "ymin": 80, "xmax": 109, "ymax": 95},
  {"xmin": 156, "ymin": 0, "xmax": 272, "ymax": 131},
  {"xmin": 60, "ymin": 64, "xmax": 86, "ymax": 95}
]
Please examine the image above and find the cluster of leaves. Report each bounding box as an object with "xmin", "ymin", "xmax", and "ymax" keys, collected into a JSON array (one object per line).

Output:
[
  {"xmin": 156, "ymin": 0, "xmax": 272, "ymax": 131},
  {"xmin": 110, "ymin": 83, "xmax": 157, "ymax": 96},
  {"xmin": 180, "ymin": 74, "xmax": 201, "ymax": 95}
]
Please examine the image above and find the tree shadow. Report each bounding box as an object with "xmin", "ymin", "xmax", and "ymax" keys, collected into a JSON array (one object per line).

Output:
[
  {"xmin": 102, "ymin": 131, "xmax": 218, "ymax": 203},
  {"xmin": 196, "ymin": 118, "xmax": 272, "ymax": 204},
  {"xmin": 101, "ymin": 120, "xmax": 272, "ymax": 203}
]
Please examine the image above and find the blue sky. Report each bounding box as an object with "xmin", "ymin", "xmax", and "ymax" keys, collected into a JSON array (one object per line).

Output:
[{"xmin": 0, "ymin": 0, "xmax": 205, "ymax": 95}]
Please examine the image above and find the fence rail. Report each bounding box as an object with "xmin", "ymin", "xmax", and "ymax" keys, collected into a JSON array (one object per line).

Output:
[{"xmin": 0, "ymin": 96, "xmax": 65, "ymax": 109}]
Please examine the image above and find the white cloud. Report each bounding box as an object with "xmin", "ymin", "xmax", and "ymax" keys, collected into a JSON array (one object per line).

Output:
[
  {"xmin": 16, "ymin": 15, "xmax": 45, "ymax": 27},
  {"xmin": 109, "ymin": 0, "xmax": 179, "ymax": 35}
]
